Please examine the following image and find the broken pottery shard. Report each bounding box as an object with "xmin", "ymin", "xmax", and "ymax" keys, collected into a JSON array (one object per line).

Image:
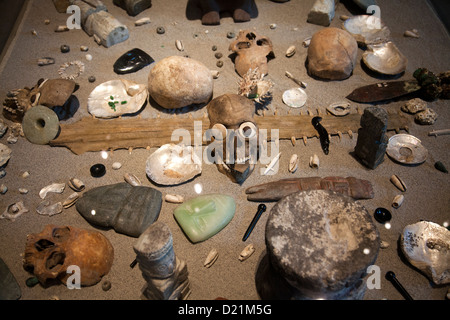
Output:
[
  {"xmin": 0, "ymin": 258, "xmax": 21, "ymax": 300},
  {"xmin": 354, "ymin": 106, "xmax": 388, "ymax": 169},
  {"xmin": 113, "ymin": 48, "xmax": 154, "ymax": 74},
  {"xmin": 245, "ymin": 176, "xmax": 374, "ymax": 202},
  {"xmin": 76, "ymin": 182, "xmax": 162, "ymax": 237},
  {"xmin": 0, "ymin": 143, "xmax": 12, "ymax": 167},
  {"xmin": 257, "ymin": 190, "xmax": 379, "ymax": 300},
  {"xmin": 173, "ymin": 194, "xmax": 236, "ymax": 243},
  {"xmin": 400, "ymin": 221, "xmax": 449, "ymax": 285},
  {"xmin": 307, "ymin": 0, "xmax": 335, "ymax": 27}
]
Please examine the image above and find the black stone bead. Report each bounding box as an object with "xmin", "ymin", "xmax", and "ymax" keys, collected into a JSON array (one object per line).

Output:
[
  {"xmin": 90, "ymin": 164, "xmax": 106, "ymax": 178},
  {"xmin": 374, "ymin": 207, "xmax": 392, "ymax": 224},
  {"xmin": 113, "ymin": 48, "xmax": 154, "ymax": 75}
]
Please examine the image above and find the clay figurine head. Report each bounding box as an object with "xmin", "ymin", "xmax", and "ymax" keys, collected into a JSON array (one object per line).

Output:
[
  {"xmin": 229, "ymin": 30, "xmax": 274, "ymax": 77},
  {"xmin": 207, "ymin": 93, "xmax": 258, "ymax": 184},
  {"xmin": 23, "ymin": 225, "xmax": 114, "ymax": 287}
]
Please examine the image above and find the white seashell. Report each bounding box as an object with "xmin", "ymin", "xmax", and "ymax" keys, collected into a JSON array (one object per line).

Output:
[
  {"xmin": 146, "ymin": 144, "xmax": 202, "ymax": 186},
  {"xmin": 289, "ymin": 154, "xmax": 298, "ymax": 173},
  {"xmin": 176, "ymin": 40, "xmax": 184, "ymax": 51},
  {"xmin": 0, "ymin": 201, "xmax": 29, "ymax": 221},
  {"xmin": 400, "ymin": 221, "xmax": 450, "ymax": 285},
  {"xmin": 239, "ymin": 244, "xmax": 255, "ymax": 262},
  {"xmin": 309, "ymin": 154, "xmax": 319, "ymax": 168},
  {"xmin": 112, "ymin": 162, "xmax": 122, "ymax": 170},
  {"xmin": 36, "ymin": 200, "xmax": 63, "ymax": 216},
  {"xmin": 68, "ymin": 178, "xmax": 85, "ymax": 192},
  {"xmin": 380, "ymin": 240, "xmax": 390, "ymax": 249},
  {"xmin": 87, "ymin": 80, "xmax": 148, "ymax": 119},
  {"xmin": 390, "ymin": 174, "xmax": 407, "ymax": 192},
  {"xmin": 80, "ymin": 46, "xmax": 89, "ymax": 52},
  {"xmin": 39, "ymin": 183, "xmax": 65, "ymax": 199},
  {"xmin": 270, "ymin": 23, "xmax": 277, "ymax": 29},
  {"xmin": 63, "ymin": 192, "xmax": 79, "ymax": 209},
  {"xmin": 21, "ymin": 171, "xmax": 30, "ymax": 178},
  {"xmin": 392, "ymin": 194, "xmax": 404, "ymax": 208},
  {"xmin": 282, "ymin": 88, "xmax": 307, "ymax": 108},
  {"xmin": 327, "ymin": 102, "xmax": 351, "ymax": 117},
  {"xmin": 165, "ymin": 194, "xmax": 185, "ymax": 203},
  {"xmin": 302, "ymin": 37, "xmax": 311, "ymax": 48},
  {"xmin": 286, "ymin": 45, "xmax": 296, "ymax": 57},
  {"xmin": 0, "ymin": 184, "xmax": 7, "ymax": 194},
  {"xmin": 86, "ymin": 54, "xmax": 93, "ymax": 61},
  {"xmin": 135, "ymin": 17, "xmax": 151, "ymax": 26},
  {"xmin": 124, "ymin": 173, "xmax": 141, "ymax": 186},
  {"xmin": 404, "ymin": 30, "xmax": 419, "ymax": 38},
  {"xmin": 340, "ymin": 15, "xmax": 350, "ymax": 21},
  {"xmin": 362, "ymin": 42, "xmax": 408, "ymax": 76},
  {"xmin": 55, "ymin": 25, "xmax": 69, "ymax": 32},
  {"xmin": 19, "ymin": 188, "xmax": 28, "ymax": 194},
  {"xmin": 204, "ymin": 249, "xmax": 218, "ymax": 268},
  {"xmin": 211, "ymin": 70, "xmax": 220, "ymax": 79}
]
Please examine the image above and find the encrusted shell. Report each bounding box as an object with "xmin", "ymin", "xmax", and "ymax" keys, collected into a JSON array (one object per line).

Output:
[
  {"xmin": 286, "ymin": 45, "xmax": 296, "ymax": 57},
  {"xmin": 0, "ymin": 201, "xmax": 29, "ymax": 221},
  {"xmin": 204, "ymin": 249, "xmax": 218, "ymax": 268},
  {"xmin": 165, "ymin": 194, "xmax": 185, "ymax": 203},
  {"xmin": 68, "ymin": 178, "xmax": 85, "ymax": 192},
  {"xmin": 327, "ymin": 102, "xmax": 351, "ymax": 117},
  {"xmin": 124, "ymin": 173, "xmax": 141, "ymax": 186},
  {"xmin": 390, "ymin": 174, "xmax": 407, "ymax": 192},
  {"xmin": 289, "ymin": 154, "xmax": 298, "ymax": 173},
  {"xmin": 392, "ymin": 194, "xmax": 404, "ymax": 209},
  {"xmin": 309, "ymin": 154, "xmax": 319, "ymax": 168},
  {"xmin": 239, "ymin": 244, "xmax": 255, "ymax": 262}
]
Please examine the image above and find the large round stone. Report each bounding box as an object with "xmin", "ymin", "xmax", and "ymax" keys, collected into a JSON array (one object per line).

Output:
[
  {"xmin": 307, "ymin": 27, "xmax": 358, "ymax": 80},
  {"xmin": 148, "ymin": 56, "xmax": 213, "ymax": 109},
  {"xmin": 261, "ymin": 190, "xmax": 379, "ymax": 300}
]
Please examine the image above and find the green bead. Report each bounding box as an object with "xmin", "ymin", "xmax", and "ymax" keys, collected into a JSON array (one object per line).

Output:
[
  {"xmin": 26, "ymin": 276, "xmax": 39, "ymax": 288},
  {"xmin": 173, "ymin": 194, "xmax": 236, "ymax": 243},
  {"xmin": 22, "ymin": 105, "xmax": 60, "ymax": 145}
]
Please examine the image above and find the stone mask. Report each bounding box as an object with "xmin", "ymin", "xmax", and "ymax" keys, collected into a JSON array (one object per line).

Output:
[
  {"xmin": 229, "ymin": 30, "xmax": 274, "ymax": 77},
  {"xmin": 23, "ymin": 225, "xmax": 114, "ymax": 287},
  {"xmin": 3, "ymin": 78, "xmax": 76, "ymax": 122},
  {"xmin": 207, "ymin": 93, "xmax": 258, "ymax": 184}
]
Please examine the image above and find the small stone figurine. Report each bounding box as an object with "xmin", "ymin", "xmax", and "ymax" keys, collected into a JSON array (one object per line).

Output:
[
  {"xmin": 133, "ymin": 222, "xmax": 191, "ymax": 300},
  {"xmin": 354, "ymin": 106, "xmax": 388, "ymax": 169}
]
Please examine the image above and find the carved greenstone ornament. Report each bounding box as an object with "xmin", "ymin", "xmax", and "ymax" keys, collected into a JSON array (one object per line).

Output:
[{"xmin": 173, "ymin": 194, "xmax": 236, "ymax": 243}]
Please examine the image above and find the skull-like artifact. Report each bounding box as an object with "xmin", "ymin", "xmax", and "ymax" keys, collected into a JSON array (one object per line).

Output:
[
  {"xmin": 23, "ymin": 225, "xmax": 114, "ymax": 287},
  {"xmin": 229, "ymin": 30, "xmax": 274, "ymax": 77},
  {"xmin": 207, "ymin": 93, "xmax": 258, "ymax": 184},
  {"xmin": 3, "ymin": 78, "xmax": 76, "ymax": 122}
]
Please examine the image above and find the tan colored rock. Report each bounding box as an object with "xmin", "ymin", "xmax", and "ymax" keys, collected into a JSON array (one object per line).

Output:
[
  {"xmin": 148, "ymin": 56, "xmax": 213, "ymax": 109},
  {"xmin": 307, "ymin": 27, "xmax": 358, "ymax": 80}
]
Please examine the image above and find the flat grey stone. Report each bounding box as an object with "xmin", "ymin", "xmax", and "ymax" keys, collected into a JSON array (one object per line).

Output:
[
  {"xmin": 76, "ymin": 183, "xmax": 162, "ymax": 237},
  {"xmin": 0, "ymin": 258, "xmax": 21, "ymax": 300}
]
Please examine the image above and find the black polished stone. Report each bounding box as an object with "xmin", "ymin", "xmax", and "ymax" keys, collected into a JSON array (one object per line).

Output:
[
  {"xmin": 113, "ymin": 48, "xmax": 154, "ymax": 74},
  {"xmin": 90, "ymin": 163, "xmax": 106, "ymax": 178},
  {"xmin": 374, "ymin": 207, "xmax": 392, "ymax": 224}
]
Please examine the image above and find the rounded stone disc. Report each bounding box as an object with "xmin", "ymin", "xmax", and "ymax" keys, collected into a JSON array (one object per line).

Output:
[
  {"xmin": 282, "ymin": 88, "xmax": 307, "ymax": 108},
  {"xmin": 22, "ymin": 105, "xmax": 59, "ymax": 145},
  {"xmin": 265, "ymin": 190, "xmax": 379, "ymax": 299}
]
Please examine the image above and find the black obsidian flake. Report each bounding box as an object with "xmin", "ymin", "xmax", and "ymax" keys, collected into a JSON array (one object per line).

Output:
[
  {"xmin": 113, "ymin": 48, "xmax": 154, "ymax": 74},
  {"xmin": 374, "ymin": 207, "xmax": 392, "ymax": 224}
]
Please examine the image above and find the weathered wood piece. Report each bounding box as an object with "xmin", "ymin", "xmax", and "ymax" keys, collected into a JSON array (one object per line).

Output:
[{"xmin": 50, "ymin": 111, "xmax": 411, "ymax": 155}]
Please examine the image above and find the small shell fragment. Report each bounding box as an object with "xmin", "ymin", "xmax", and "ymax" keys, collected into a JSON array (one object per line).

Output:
[
  {"xmin": 0, "ymin": 201, "xmax": 29, "ymax": 221},
  {"xmin": 36, "ymin": 200, "xmax": 63, "ymax": 216},
  {"xmin": 63, "ymin": 192, "xmax": 79, "ymax": 209},
  {"xmin": 0, "ymin": 184, "xmax": 8, "ymax": 194},
  {"xmin": 309, "ymin": 154, "xmax": 319, "ymax": 168},
  {"xmin": 404, "ymin": 29, "xmax": 419, "ymax": 38},
  {"xmin": 39, "ymin": 183, "xmax": 65, "ymax": 199},
  {"xmin": 135, "ymin": 17, "xmax": 151, "ymax": 26},
  {"xmin": 270, "ymin": 23, "xmax": 277, "ymax": 29},
  {"xmin": 302, "ymin": 37, "xmax": 311, "ymax": 48},
  {"xmin": 392, "ymin": 194, "xmax": 404, "ymax": 209},
  {"xmin": 211, "ymin": 70, "xmax": 220, "ymax": 79},
  {"xmin": 124, "ymin": 173, "xmax": 141, "ymax": 186},
  {"xmin": 22, "ymin": 171, "xmax": 30, "ymax": 178},
  {"xmin": 68, "ymin": 178, "xmax": 85, "ymax": 192},
  {"xmin": 239, "ymin": 244, "xmax": 255, "ymax": 262},
  {"xmin": 390, "ymin": 174, "xmax": 407, "ymax": 192},
  {"xmin": 19, "ymin": 188, "xmax": 29, "ymax": 194},
  {"xmin": 80, "ymin": 46, "xmax": 89, "ymax": 52},
  {"xmin": 286, "ymin": 45, "xmax": 296, "ymax": 57},
  {"xmin": 289, "ymin": 154, "xmax": 298, "ymax": 173},
  {"xmin": 165, "ymin": 194, "xmax": 185, "ymax": 204},
  {"xmin": 55, "ymin": 25, "xmax": 69, "ymax": 32},
  {"xmin": 204, "ymin": 249, "xmax": 218, "ymax": 268},
  {"xmin": 176, "ymin": 40, "xmax": 184, "ymax": 51},
  {"xmin": 112, "ymin": 162, "xmax": 122, "ymax": 170}
]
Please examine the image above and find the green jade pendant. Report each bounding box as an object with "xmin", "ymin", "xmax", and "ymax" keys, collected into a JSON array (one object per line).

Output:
[{"xmin": 174, "ymin": 194, "xmax": 236, "ymax": 243}]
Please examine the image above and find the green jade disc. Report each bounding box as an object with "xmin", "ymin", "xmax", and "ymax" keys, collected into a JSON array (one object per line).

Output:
[
  {"xmin": 22, "ymin": 105, "xmax": 59, "ymax": 145},
  {"xmin": 173, "ymin": 194, "xmax": 236, "ymax": 243}
]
